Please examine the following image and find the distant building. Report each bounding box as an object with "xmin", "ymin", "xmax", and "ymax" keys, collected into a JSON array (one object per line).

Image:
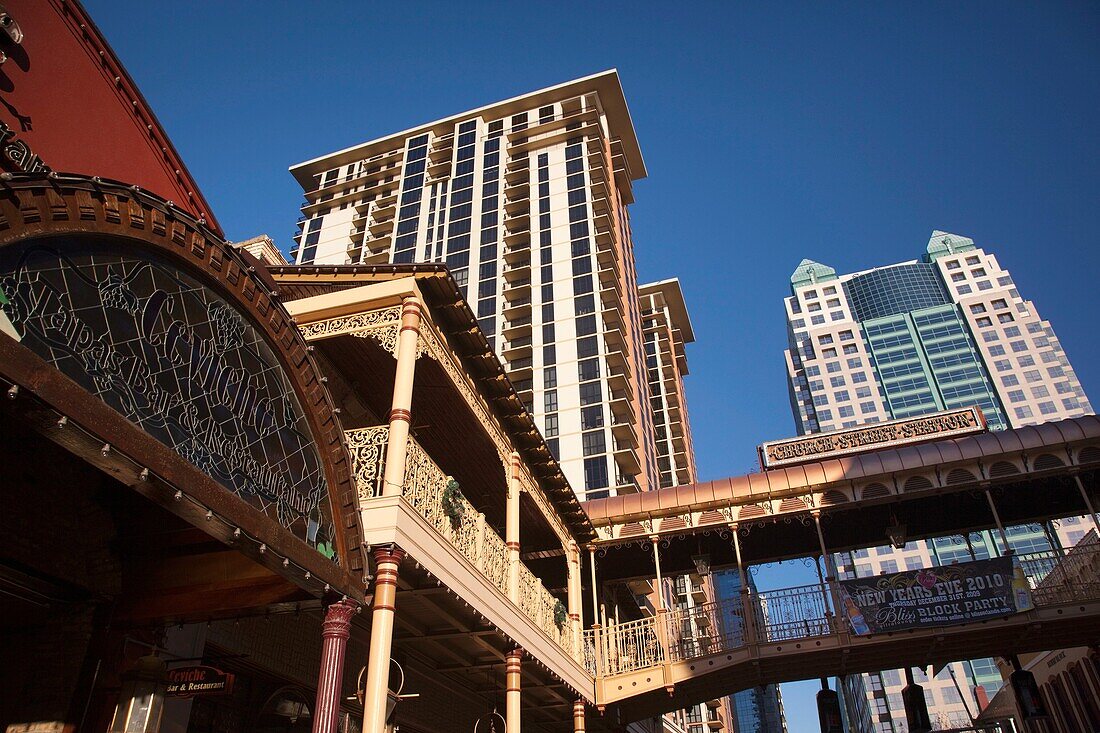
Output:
[
  {"xmin": 784, "ymin": 231, "xmax": 1091, "ymax": 437},
  {"xmin": 781, "ymin": 231, "xmax": 1094, "ymax": 731}
]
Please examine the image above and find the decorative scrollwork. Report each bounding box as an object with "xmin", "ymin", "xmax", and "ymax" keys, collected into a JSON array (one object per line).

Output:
[
  {"xmin": 344, "ymin": 425, "xmax": 389, "ymax": 500},
  {"xmin": 346, "ymin": 426, "xmax": 577, "ymax": 659},
  {"xmin": 299, "ymin": 306, "xmax": 404, "ymax": 355}
]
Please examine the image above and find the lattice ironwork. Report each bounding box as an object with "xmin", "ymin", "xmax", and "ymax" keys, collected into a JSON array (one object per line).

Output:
[{"xmin": 345, "ymin": 425, "xmax": 577, "ymax": 659}]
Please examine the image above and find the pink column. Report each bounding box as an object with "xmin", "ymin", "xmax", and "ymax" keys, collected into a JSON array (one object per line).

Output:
[{"xmin": 312, "ymin": 598, "xmax": 359, "ymax": 733}]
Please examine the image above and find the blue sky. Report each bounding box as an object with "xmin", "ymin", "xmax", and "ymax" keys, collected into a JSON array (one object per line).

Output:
[{"xmin": 85, "ymin": 1, "xmax": 1100, "ymax": 726}]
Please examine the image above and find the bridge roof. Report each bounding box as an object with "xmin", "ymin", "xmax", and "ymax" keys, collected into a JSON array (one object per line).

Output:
[{"xmin": 582, "ymin": 415, "xmax": 1100, "ymax": 524}]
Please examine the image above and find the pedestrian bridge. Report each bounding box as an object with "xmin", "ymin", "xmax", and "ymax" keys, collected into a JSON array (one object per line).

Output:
[
  {"xmin": 575, "ymin": 416, "xmax": 1100, "ymax": 722},
  {"xmin": 583, "ymin": 543, "xmax": 1100, "ymax": 719}
]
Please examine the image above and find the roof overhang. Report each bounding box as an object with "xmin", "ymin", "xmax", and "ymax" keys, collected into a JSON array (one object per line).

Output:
[{"xmin": 639, "ymin": 277, "xmax": 694, "ymax": 343}]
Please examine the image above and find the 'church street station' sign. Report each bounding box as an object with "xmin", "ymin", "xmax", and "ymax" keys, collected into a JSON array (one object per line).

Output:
[{"xmin": 758, "ymin": 407, "xmax": 986, "ymax": 469}]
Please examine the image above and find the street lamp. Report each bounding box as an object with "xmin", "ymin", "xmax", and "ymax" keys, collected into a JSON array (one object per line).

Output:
[
  {"xmin": 109, "ymin": 655, "xmax": 167, "ymax": 733},
  {"xmin": 886, "ymin": 521, "xmax": 907, "ymax": 550}
]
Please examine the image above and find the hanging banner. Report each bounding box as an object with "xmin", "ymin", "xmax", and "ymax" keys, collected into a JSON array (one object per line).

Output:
[{"xmin": 838, "ymin": 557, "xmax": 1030, "ymax": 635}]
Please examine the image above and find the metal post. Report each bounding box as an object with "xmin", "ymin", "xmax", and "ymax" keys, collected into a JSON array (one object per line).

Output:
[
  {"xmin": 311, "ymin": 598, "xmax": 358, "ymax": 733},
  {"xmin": 1074, "ymin": 475, "xmax": 1100, "ymax": 538},
  {"xmin": 984, "ymin": 487, "xmax": 1011, "ymax": 554},
  {"xmin": 650, "ymin": 535, "xmax": 665, "ymax": 611},
  {"xmin": 587, "ymin": 547, "xmax": 600, "ymax": 627},
  {"xmin": 812, "ymin": 511, "xmax": 840, "ymax": 629},
  {"xmin": 567, "ymin": 541, "xmax": 583, "ymax": 658},
  {"xmin": 731, "ymin": 524, "xmax": 757, "ymax": 646},
  {"xmin": 588, "ymin": 547, "xmax": 605, "ymax": 677},
  {"xmin": 505, "ymin": 647, "xmax": 523, "ymax": 733},
  {"xmin": 381, "ymin": 296, "xmax": 422, "ymax": 497},
  {"xmin": 507, "ymin": 452, "xmax": 522, "ymax": 605},
  {"xmin": 362, "ymin": 546, "xmax": 406, "ymax": 733},
  {"xmin": 649, "ymin": 535, "xmax": 674, "ymax": 691}
]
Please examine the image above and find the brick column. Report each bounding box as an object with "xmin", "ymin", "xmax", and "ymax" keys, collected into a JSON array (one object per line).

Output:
[
  {"xmin": 382, "ymin": 296, "xmax": 422, "ymax": 497},
  {"xmin": 311, "ymin": 598, "xmax": 358, "ymax": 733},
  {"xmin": 505, "ymin": 647, "xmax": 524, "ymax": 733},
  {"xmin": 362, "ymin": 546, "xmax": 406, "ymax": 733}
]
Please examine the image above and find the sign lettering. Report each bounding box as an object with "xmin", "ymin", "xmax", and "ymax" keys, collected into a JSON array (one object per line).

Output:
[
  {"xmin": 838, "ymin": 557, "xmax": 1027, "ymax": 635},
  {"xmin": 759, "ymin": 407, "xmax": 985, "ymax": 469},
  {"xmin": 165, "ymin": 666, "xmax": 235, "ymax": 697},
  {"xmin": 0, "ymin": 238, "xmax": 335, "ymax": 557}
]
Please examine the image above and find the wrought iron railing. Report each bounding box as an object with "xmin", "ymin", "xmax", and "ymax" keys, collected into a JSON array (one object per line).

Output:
[
  {"xmin": 755, "ymin": 583, "xmax": 833, "ymax": 642},
  {"xmin": 345, "ymin": 425, "xmax": 577, "ymax": 660},
  {"xmin": 581, "ymin": 543, "xmax": 1100, "ymax": 678},
  {"xmin": 666, "ymin": 597, "xmax": 745, "ymax": 662}
]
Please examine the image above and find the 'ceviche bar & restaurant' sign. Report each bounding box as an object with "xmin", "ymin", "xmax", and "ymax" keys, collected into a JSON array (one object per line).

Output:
[
  {"xmin": 166, "ymin": 666, "xmax": 236, "ymax": 698},
  {"xmin": 838, "ymin": 557, "xmax": 1032, "ymax": 635},
  {"xmin": 758, "ymin": 406, "xmax": 986, "ymax": 469}
]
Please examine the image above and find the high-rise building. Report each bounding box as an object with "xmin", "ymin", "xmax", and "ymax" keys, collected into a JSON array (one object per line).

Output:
[
  {"xmin": 781, "ymin": 231, "xmax": 1094, "ymax": 731},
  {"xmin": 784, "ymin": 231, "xmax": 1091, "ymax": 436},
  {"xmin": 289, "ymin": 71, "xmax": 787, "ymax": 732},
  {"xmin": 640, "ymin": 280, "xmax": 697, "ymax": 489},
  {"xmin": 289, "ymin": 70, "xmax": 663, "ymax": 502}
]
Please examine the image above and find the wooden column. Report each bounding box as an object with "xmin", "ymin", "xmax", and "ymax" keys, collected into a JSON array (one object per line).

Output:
[
  {"xmin": 312, "ymin": 598, "xmax": 358, "ymax": 733},
  {"xmin": 505, "ymin": 647, "xmax": 524, "ymax": 733},
  {"xmin": 381, "ymin": 296, "xmax": 422, "ymax": 497},
  {"xmin": 362, "ymin": 546, "xmax": 406, "ymax": 733},
  {"xmin": 507, "ymin": 451, "xmax": 522, "ymax": 604},
  {"xmin": 572, "ymin": 699, "xmax": 586, "ymax": 733}
]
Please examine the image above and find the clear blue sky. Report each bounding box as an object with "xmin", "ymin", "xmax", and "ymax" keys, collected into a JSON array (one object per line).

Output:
[{"xmin": 85, "ymin": 1, "xmax": 1100, "ymax": 727}]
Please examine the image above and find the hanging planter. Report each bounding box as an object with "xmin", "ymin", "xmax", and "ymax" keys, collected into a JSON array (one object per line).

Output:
[
  {"xmin": 442, "ymin": 477, "xmax": 466, "ymax": 526},
  {"xmin": 553, "ymin": 599, "xmax": 567, "ymax": 629}
]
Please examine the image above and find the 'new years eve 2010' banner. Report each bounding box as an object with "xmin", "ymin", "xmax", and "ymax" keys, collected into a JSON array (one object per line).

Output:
[{"xmin": 838, "ymin": 557, "xmax": 1028, "ymax": 635}]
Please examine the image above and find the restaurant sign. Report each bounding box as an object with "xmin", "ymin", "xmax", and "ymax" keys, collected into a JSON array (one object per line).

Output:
[
  {"xmin": 0, "ymin": 237, "xmax": 336, "ymax": 557},
  {"xmin": 838, "ymin": 557, "xmax": 1032, "ymax": 635},
  {"xmin": 166, "ymin": 666, "xmax": 235, "ymax": 697},
  {"xmin": 758, "ymin": 407, "xmax": 985, "ymax": 469}
]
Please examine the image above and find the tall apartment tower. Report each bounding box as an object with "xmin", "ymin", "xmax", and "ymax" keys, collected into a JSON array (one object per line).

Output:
[
  {"xmin": 639, "ymin": 280, "xmax": 697, "ymax": 489},
  {"xmin": 781, "ymin": 231, "xmax": 1094, "ymax": 731},
  {"xmin": 784, "ymin": 231, "xmax": 1091, "ymax": 437},
  {"xmin": 289, "ymin": 71, "xmax": 665, "ymax": 500}
]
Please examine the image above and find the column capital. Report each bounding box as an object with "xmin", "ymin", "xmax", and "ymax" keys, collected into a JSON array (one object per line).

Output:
[
  {"xmin": 505, "ymin": 646, "xmax": 525, "ymax": 663},
  {"xmin": 320, "ymin": 598, "xmax": 359, "ymax": 640},
  {"xmin": 373, "ymin": 545, "xmax": 407, "ymax": 567}
]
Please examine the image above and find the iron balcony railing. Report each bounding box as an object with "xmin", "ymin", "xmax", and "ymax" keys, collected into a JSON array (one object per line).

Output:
[
  {"xmin": 344, "ymin": 426, "xmax": 577, "ymax": 661},
  {"xmin": 583, "ymin": 543, "xmax": 1100, "ymax": 678}
]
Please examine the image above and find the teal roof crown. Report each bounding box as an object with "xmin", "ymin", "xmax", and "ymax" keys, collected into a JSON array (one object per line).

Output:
[
  {"xmin": 925, "ymin": 230, "xmax": 976, "ymax": 261},
  {"xmin": 790, "ymin": 259, "xmax": 837, "ymax": 292}
]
